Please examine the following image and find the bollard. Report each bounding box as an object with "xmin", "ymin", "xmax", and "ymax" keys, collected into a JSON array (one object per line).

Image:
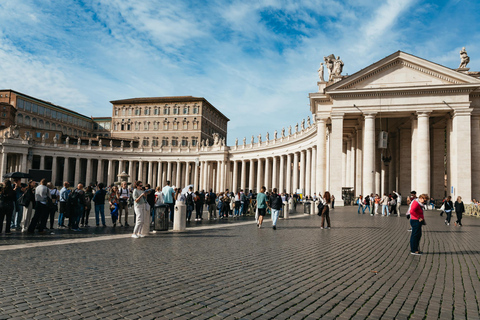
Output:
[
  {"xmin": 288, "ymin": 198, "xmax": 294, "ymax": 215},
  {"xmin": 283, "ymin": 201, "xmax": 289, "ymax": 219},
  {"xmin": 173, "ymin": 200, "xmax": 186, "ymax": 232},
  {"xmin": 314, "ymin": 200, "xmax": 319, "ymax": 215}
]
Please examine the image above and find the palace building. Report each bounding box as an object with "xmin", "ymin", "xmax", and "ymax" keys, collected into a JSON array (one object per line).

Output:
[{"xmin": 1, "ymin": 50, "xmax": 479, "ymax": 205}]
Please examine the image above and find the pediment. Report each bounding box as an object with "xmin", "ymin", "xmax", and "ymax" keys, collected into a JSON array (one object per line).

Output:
[{"xmin": 327, "ymin": 51, "xmax": 480, "ymax": 92}]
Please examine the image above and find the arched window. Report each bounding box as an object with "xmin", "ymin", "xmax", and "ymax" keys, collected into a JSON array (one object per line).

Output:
[
  {"xmin": 68, "ymin": 128, "xmax": 72, "ymax": 135},
  {"xmin": 183, "ymin": 106, "xmax": 188, "ymax": 114},
  {"xmin": 24, "ymin": 116, "xmax": 30, "ymax": 126},
  {"xmin": 17, "ymin": 114, "xmax": 23, "ymax": 124},
  {"xmin": 45, "ymin": 121, "xmax": 50, "ymax": 130},
  {"xmin": 51, "ymin": 123, "xmax": 56, "ymax": 131},
  {"xmin": 38, "ymin": 119, "xmax": 44, "ymax": 129},
  {"xmin": 32, "ymin": 118, "xmax": 37, "ymax": 127}
]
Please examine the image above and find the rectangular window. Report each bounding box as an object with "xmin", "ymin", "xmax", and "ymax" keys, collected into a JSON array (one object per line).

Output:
[
  {"xmin": 45, "ymin": 133, "xmax": 49, "ymax": 139},
  {"xmin": 182, "ymin": 139, "xmax": 188, "ymax": 146},
  {"xmin": 183, "ymin": 107, "xmax": 188, "ymax": 114},
  {"xmin": 36, "ymin": 132, "xmax": 41, "ymax": 138},
  {"xmin": 172, "ymin": 139, "xmax": 178, "ymax": 146},
  {"xmin": 163, "ymin": 123, "xmax": 168, "ymax": 130},
  {"xmin": 192, "ymin": 139, "xmax": 198, "ymax": 146},
  {"xmin": 31, "ymin": 103, "xmax": 38, "ymax": 113},
  {"xmin": 68, "ymin": 116, "xmax": 73, "ymax": 124},
  {"xmin": 18, "ymin": 99, "xmax": 24, "ymax": 109},
  {"xmin": 25, "ymin": 101, "xmax": 31, "ymax": 111},
  {"xmin": 62, "ymin": 114, "xmax": 68, "ymax": 122},
  {"xmin": 173, "ymin": 108, "xmax": 178, "ymax": 115},
  {"xmin": 51, "ymin": 110, "xmax": 56, "ymax": 119},
  {"xmin": 183, "ymin": 123, "xmax": 187, "ymax": 130},
  {"xmin": 162, "ymin": 139, "xmax": 168, "ymax": 146},
  {"xmin": 38, "ymin": 106, "xmax": 44, "ymax": 116},
  {"xmin": 193, "ymin": 122, "xmax": 198, "ymax": 130},
  {"xmin": 173, "ymin": 123, "xmax": 178, "ymax": 130},
  {"xmin": 45, "ymin": 108, "xmax": 51, "ymax": 117}
]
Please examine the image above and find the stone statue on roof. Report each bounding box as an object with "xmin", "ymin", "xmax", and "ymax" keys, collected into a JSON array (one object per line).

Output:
[
  {"xmin": 301, "ymin": 119, "xmax": 305, "ymax": 130},
  {"xmin": 318, "ymin": 63, "xmax": 324, "ymax": 82},
  {"xmin": 333, "ymin": 56, "xmax": 344, "ymax": 76},
  {"xmin": 235, "ymin": 138, "xmax": 238, "ymax": 147},
  {"xmin": 258, "ymin": 134, "xmax": 262, "ymax": 144},
  {"xmin": 243, "ymin": 137, "xmax": 246, "ymax": 145},
  {"xmin": 281, "ymin": 127, "xmax": 285, "ymax": 137},
  {"xmin": 324, "ymin": 54, "xmax": 335, "ymax": 81},
  {"xmin": 307, "ymin": 116, "xmax": 311, "ymax": 127},
  {"xmin": 274, "ymin": 130, "xmax": 278, "ymax": 140},
  {"xmin": 459, "ymin": 47, "xmax": 470, "ymax": 68},
  {"xmin": 266, "ymin": 132, "xmax": 269, "ymax": 141}
]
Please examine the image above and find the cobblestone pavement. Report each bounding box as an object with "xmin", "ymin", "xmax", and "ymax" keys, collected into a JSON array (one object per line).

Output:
[{"xmin": 1, "ymin": 207, "xmax": 480, "ymax": 319}]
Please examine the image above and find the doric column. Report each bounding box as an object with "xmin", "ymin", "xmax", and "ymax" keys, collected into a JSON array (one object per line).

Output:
[
  {"xmin": 399, "ymin": 128, "xmax": 411, "ymax": 198},
  {"xmin": 240, "ymin": 160, "xmax": 246, "ymax": 191},
  {"xmin": 286, "ymin": 154, "xmax": 292, "ymax": 194},
  {"xmin": 40, "ymin": 155, "xmax": 45, "ymax": 170},
  {"xmin": 363, "ymin": 113, "xmax": 376, "ymax": 196},
  {"xmin": 118, "ymin": 160, "xmax": 124, "ymax": 175},
  {"xmin": 342, "ymin": 142, "xmax": 347, "ymax": 188},
  {"xmin": 452, "ymin": 110, "xmax": 472, "ymax": 201},
  {"xmin": 416, "ymin": 112, "xmax": 431, "ymax": 195},
  {"xmin": 166, "ymin": 161, "xmax": 172, "ymax": 183},
  {"xmin": 472, "ymin": 115, "xmax": 480, "ymax": 198},
  {"xmin": 305, "ymin": 149, "xmax": 311, "ymax": 197},
  {"xmin": 74, "ymin": 158, "xmax": 81, "ymax": 186},
  {"xmin": 175, "ymin": 161, "xmax": 181, "ymax": 187},
  {"xmin": 316, "ymin": 118, "xmax": 327, "ymax": 194},
  {"xmin": 257, "ymin": 158, "xmax": 263, "ymax": 192},
  {"xmin": 279, "ymin": 155, "xmax": 285, "ymax": 194},
  {"xmin": 51, "ymin": 156, "xmax": 57, "ymax": 186},
  {"xmin": 194, "ymin": 161, "xmax": 199, "ymax": 190},
  {"xmin": 411, "ymin": 116, "xmax": 418, "ymax": 192},
  {"xmin": 85, "ymin": 158, "xmax": 92, "ymax": 186},
  {"xmin": 138, "ymin": 160, "xmax": 144, "ymax": 182},
  {"xmin": 264, "ymin": 157, "xmax": 270, "ymax": 191},
  {"xmin": 346, "ymin": 139, "xmax": 351, "ymax": 188},
  {"xmin": 107, "ymin": 159, "xmax": 113, "ymax": 186},
  {"xmin": 96, "ymin": 159, "xmax": 103, "ymax": 184},
  {"xmin": 311, "ymin": 147, "xmax": 316, "ymax": 196},
  {"xmin": 355, "ymin": 127, "xmax": 363, "ymax": 196},
  {"xmin": 21, "ymin": 152, "xmax": 28, "ymax": 173},
  {"xmin": 330, "ymin": 114, "xmax": 345, "ymax": 206},
  {"xmin": 299, "ymin": 151, "xmax": 305, "ymax": 195},
  {"xmin": 147, "ymin": 161, "xmax": 153, "ymax": 185},
  {"xmin": 293, "ymin": 152, "xmax": 299, "ymax": 193},
  {"xmin": 0, "ymin": 152, "xmax": 7, "ymax": 180},
  {"xmin": 63, "ymin": 157, "xmax": 70, "ymax": 184},
  {"xmin": 248, "ymin": 159, "xmax": 254, "ymax": 192},
  {"xmin": 184, "ymin": 162, "xmax": 190, "ymax": 186},
  {"xmin": 157, "ymin": 161, "xmax": 163, "ymax": 187},
  {"xmin": 128, "ymin": 160, "xmax": 134, "ymax": 183},
  {"xmin": 350, "ymin": 137, "xmax": 356, "ymax": 191},
  {"xmin": 272, "ymin": 156, "xmax": 278, "ymax": 190},
  {"xmin": 232, "ymin": 160, "xmax": 238, "ymax": 192}
]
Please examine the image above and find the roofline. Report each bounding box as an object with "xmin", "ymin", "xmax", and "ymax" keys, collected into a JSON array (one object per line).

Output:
[
  {"xmin": 110, "ymin": 96, "xmax": 230, "ymax": 121},
  {"xmin": 0, "ymin": 89, "xmax": 93, "ymax": 121}
]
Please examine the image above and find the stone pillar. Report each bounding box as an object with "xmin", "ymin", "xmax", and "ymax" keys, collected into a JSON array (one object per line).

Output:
[
  {"xmin": 194, "ymin": 161, "xmax": 199, "ymax": 190},
  {"xmin": 264, "ymin": 157, "xmax": 270, "ymax": 191},
  {"xmin": 346, "ymin": 139, "xmax": 351, "ymax": 188},
  {"xmin": 21, "ymin": 152, "xmax": 28, "ymax": 173},
  {"xmin": 183, "ymin": 162, "xmax": 189, "ymax": 186},
  {"xmin": 232, "ymin": 160, "xmax": 238, "ymax": 192},
  {"xmin": 305, "ymin": 149, "xmax": 311, "ymax": 197},
  {"xmin": 128, "ymin": 160, "xmax": 134, "ymax": 183},
  {"xmin": 350, "ymin": 136, "xmax": 356, "ymax": 190},
  {"xmin": 375, "ymin": 146, "xmax": 381, "ymax": 195},
  {"xmin": 472, "ymin": 116, "xmax": 480, "ymax": 199},
  {"xmin": 249, "ymin": 159, "xmax": 254, "ymax": 192},
  {"xmin": 39, "ymin": 155, "xmax": 45, "ymax": 170},
  {"xmin": 166, "ymin": 161, "xmax": 172, "ymax": 183},
  {"xmin": 85, "ymin": 158, "xmax": 92, "ymax": 186},
  {"xmin": 311, "ymin": 147, "xmax": 316, "ymax": 196},
  {"xmin": 286, "ymin": 154, "xmax": 292, "ymax": 194},
  {"xmin": 299, "ymin": 151, "xmax": 305, "ymax": 195},
  {"xmin": 257, "ymin": 158, "xmax": 263, "ymax": 192},
  {"xmin": 0, "ymin": 152, "xmax": 7, "ymax": 180},
  {"xmin": 205, "ymin": 162, "xmax": 210, "ymax": 191},
  {"xmin": 107, "ymin": 159, "xmax": 113, "ymax": 186},
  {"xmin": 96, "ymin": 159, "xmax": 103, "ymax": 184},
  {"xmin": 279, "ymin": 155, "xmax": 285, "ymax": 194},
  {"xmin": 411, "ymin": 116, "xmax": 418, "ymax": 192},
  {"xmin": 355, "ymin": 127, "xmax": 363, "ymax": 196},
  {"xmin": 64, "ymin": 157, "xmax": 70, "ymax": 184},
  {"xmin": 137, "ymin": 160, "xmax": 143, "ymax": 183},
  {"xmin": 293, "ymin": 152, "xmax": 299, "ymax": 193},
  {"xmin": 157, "ymin": 161, "xmax": 163, "ymax": 187},
  {"xmin": 316, "ymin": 118, "xmax": 327, "ymax": 194},
  {"xmin": 416, "ymin": 112, "xmax": 431, "ymax": 195},
  {"xmin": 175, "ymin": 161, "xmax": 181, "ymax": 187},
  {"xmin": 146, "ymin": 161, "xmax": 152, "ymax": 185},
  {"xmin": 399, "ymin": 128, "xmax": 412, "ymax": 198},
  {"xmin": 240, "ymin": 160, "xmax": 246, "ymax": 191},
  {"xmin": 452, "ymin": 110, "xmax": 472, "ymax": 201},
  {"xmin": 51, "ymin": 156, "xmax": 57, "ymax": 186},
  {"xmin": 342, "ymin": 142, "xmax": 347, "ymax": 188},
  {"xmin": 271, "ymin": 156, "xmax": 278, "ymax": 190},
  {"xmin": 363, "ymin": 113, "xmax": 376, "ymax": 196},
  {"xmin": 74, "ymin": 158, "xmax": 81, "ymax": 186},
  {"xmin": 330, "ymin": 114, "xmax": 344, "ymax": 206}
]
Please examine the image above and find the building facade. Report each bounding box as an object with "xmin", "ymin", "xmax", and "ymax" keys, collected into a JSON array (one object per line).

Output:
[{"xmin": 1, "ymin": 51, "xmax": 480, "ymax": 205}]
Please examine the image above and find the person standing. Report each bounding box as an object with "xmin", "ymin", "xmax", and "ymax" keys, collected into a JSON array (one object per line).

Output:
[
  {"xmin": 0, "ymin": 180, "xmax": 16, "ymax": 234},
  {"xmin": 320, "ymin": 191, "xmax": 331, "ymax": 229},
  {"xmin": 20, "ymin": 180, "xmax": 36, "ymax": 232},
  {"xmin": 58, "ymin": 181, "xmax": 70, "ymax": 228},
  {"xmin": 109, "ymin": 185, "xmax": 119, "ymax": 227},
  {"xmin": 207, "ymin": 189, "xmax": 217, "ymax": 220},
  {"xmin": 454, "ymin": 196, "xmax": 465, "ymax": 227},
  {"xmin": 444, "ymin": 196, "xmax": 454, "ymax": 226},
  {"xmin": 70, "ymin": 184, "xmax": 86, "ymax": 231},
  {"xmin": 47, "ymin": 183, "xmax": 59, "ymax": 230},
  {"xmin": 162, "ymin": 180, "xmax": 175, "ymax": 222},
  {"xmin": 81, "ymin": 186, "xmax": 93, "ymax": 227},
  {"xmin": 380, "ymin": 193, "xmax": 390, "ymax": 216},
  {"xmin": 394, "ymin": 191, "xmax": 402, "ymax": 217},
  {"xmin": 27, "ymin": 179, "xmax": 51, "ymax": 234},
  {"xmin": 256, "ymin": 187, "xmax": 268, "ymax": 228},
  {"xmin": 92, "ymin": 183, "xmax": 107, "ymax": 227},
  {"xmin": 331, "ymin": 195, "xmax": 335, "ymax": 209},
  {"xmin": 269, "ymin": 188, "xmax": 282, "ymax": 230},
  {"xmin": 185, "ymin": 186, "xmax": 195, "ymax": 222},
  {"xmin": 357, "ymin": 195, "xmax": 363, "ymax": 214},
  {"xmin": 11, "ymin": 178, "xmax": 23, "ymax": 230},
  {"xmin": 118, "ymin": 181, "xmax": 131, "ymax": 227},
  {"xmin": 409, "ymin": 194, "xmax": 427, "ymax": 255},
  {"xmin": 132, "ymin": 181, "xmax": 149, "ymax": 238},
  {"xmin": 362, "ymin": 195, "xmax": 371, "ymax": 214},
  {"xmin": 196, "ymin": 190, "xmax": 205, "ymax": 221}
]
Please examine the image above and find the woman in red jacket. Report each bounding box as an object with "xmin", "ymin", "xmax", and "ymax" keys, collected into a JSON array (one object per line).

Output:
[{"xmin": 410, "ymin": 194, "xmax": 428, "ymax": 256}]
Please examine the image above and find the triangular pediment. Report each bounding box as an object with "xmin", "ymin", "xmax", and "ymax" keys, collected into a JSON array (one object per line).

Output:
[{"xmin": 326, "ymin": 51, "xmax": 480, "ymax": 92}]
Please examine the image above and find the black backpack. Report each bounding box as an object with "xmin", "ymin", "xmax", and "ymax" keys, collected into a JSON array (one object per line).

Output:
[
  {"xmin": 186, "ymin": 192, "xmax": 194, "ymax": 206},
  {"xmin": 66, "ymin": 190, "xmax": 79, "ymax": 217},
  {"xmin": 317, "ymin": 201, "xmax": 324, "ymax": 216}
]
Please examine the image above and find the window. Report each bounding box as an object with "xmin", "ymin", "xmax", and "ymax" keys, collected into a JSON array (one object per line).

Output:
[
  {"xmin": 135, "ymin": 108, "xmax": 140, "ymax": 116},
  {"xmin": 135, "ymin": 122, "xmax": 140, "ymax": 130},
  {"xmin": 115, "ymin": 109, "xmax": 118, "ymax": 116},
  {"xmin": 45, "ymin": 133, "xmax": 49, "ymax": 139},
  {"xmin": 128, "ymin": 108, "xmax": 132, "ymax": 115},
  {"xmin": 144, "ymin": 108, "xmax": 150, "ymax": 115},
  {"xmin": 45, "ymin": 108, "xmax": 51, "ymax": 117},
  {"xmin": 31, "ymin": 103, "xmax": 38, "ymax": 113},
  {"xmin": 154, "ymin": 108, "xmax": 159, "ymax": 115},
  {"xmin": 45, "ymin": 121, "xmax": 50, "ymax": 130},
  {"xmin": 192, "ymin": 138, "xmax": 198, "ymax": 146},
  {"xmin": 181, "ymin": 138, "xmax": 188, "ymax": 146},
  {"xmin": 38, "ymin": 119, "xmax": 44, "ymax": 129},
  {"xmin": 17, "ymin": 114, "xmax": 23, "ymax": 124},
  {"xmin": 144, "ymin": 122, "xmax": 149, "ymax": 130},
  {"xmin": 127, "ymin": 124, "xmax": 131, "ymax": 130},
  {"xmin": 68, "ymin": 116, "xmax": 73, "ymax": 124},
  {"xmin": 18, "ymin": 99, "xmax": 24, "ymax": 109},
  {"xmin": 55, "ymin": 133, "xmax": 60, "ymax": 140},
  {"xmin": 173, "ymin": 122, "xmax": 178, "ymax": 130},
  {"xmin": 183, "ymin": 107, "xmax": 188, "ymax": 114},
  {"xmin": 38, "ymin": 106, "xmax": 44, "ymax": 116},
  {"xmin": 163, "ymin": 107, "xmax": 170, "ymax": 115},
  {"xmin": 25, "ymin": 102, "xmax": 31, "ymax": 112},
  {"xmin": 68, "ymin": 128, "xmax": 72, "ymax": 135},
  {"xmin": 51, "ymin": 123, "xmax": 56, "ymax": 131},
  {"xmin": 153, "ymin": 122, "xmax": 158, "ymax": 130},
  {"xmin": 193, "ymin": 121, "xmax": 198, "ymax": 130},
  {"xmin": 183, "ymin": 121, "xmax": 188, "ymax": 130},
  {"xmin": 162, "ymin": 138, "xmax": 168, "ymax": 146},
  {"xmin": 152, "ymin": 139, "xmax": 158, "ymax": 147},
  {"xmin": 36, "ymin": 132, "xmax": 41, "ymax": 138},
  {"xmin": 51, "ymin": 110, "xmax": 57, "ymax": 119},
  {"xmin": 114, "ymin": 123, "xmax": 118, "ymax": 131},
  {"xmin": 32, "ymin": 118, "xmax": 37, "ymax": 127},
  {"xmin": 171, "ymin": 138, "xmax": 178, "ymax": 146},
  {"xmin": 163, "ymin": 122, "xmax": 168, "ymax": 130},
  {"xmin": 62, "ymin": 114, "xmax": 67, "ymax": 122},
  {"xmin": 122, "ymin": 109, "xmax": 126, "ymax": 116},
  {"xmin": 73, "ymin": 129, "xmax": 77, "ymax": 136},
  {"xmin": 173, "ymin": 107, "xmax": 179, "ymax": 115},
  {"xmin": 193, "ymin": 106, "xmax": 198, "ymax": 114},
  {"xmin": 143, "ymin": 139, "xmax": 149, "ymax": 146}
]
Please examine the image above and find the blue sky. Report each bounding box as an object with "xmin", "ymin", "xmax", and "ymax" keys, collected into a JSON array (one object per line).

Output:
[{"xmin": 1, "ymin": 0, "xmax": 479, "ymax": 145}]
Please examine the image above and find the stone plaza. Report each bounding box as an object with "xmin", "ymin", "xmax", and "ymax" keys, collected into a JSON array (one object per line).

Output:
[{"xmin": 1, "ymin": 207, "xmax": 480, "ymax": 319}]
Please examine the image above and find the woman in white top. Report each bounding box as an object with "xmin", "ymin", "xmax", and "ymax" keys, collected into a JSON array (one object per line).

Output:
[
  {"xmin": 154, "ymin": 186, "xmax": 164, "ymax": 206},
  {"xmin": 132, "ymin": 181, "xmax": 150, "ymax": 238}
]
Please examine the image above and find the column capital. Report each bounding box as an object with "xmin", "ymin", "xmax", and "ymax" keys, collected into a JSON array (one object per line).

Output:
[
  {"xmin": 364, "ymin": 112, "xmax": 377, "ymax": 119},
  {"xmin": 453, "ymin": 108, "xmax": 473, "ymax": 117},
  {"xmin": 331, "ymin": 113, "xmax": 345, "ymax": 120},
  {"xmin": 416, "ymin": 111, "xmax": 432, "ymax": 117}
]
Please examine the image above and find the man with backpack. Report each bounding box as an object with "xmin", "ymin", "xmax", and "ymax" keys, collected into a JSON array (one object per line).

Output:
[
  {"xmin": 207, "ymin": 189, "xmax": 217, "ymax": 220},
  {"xmin": 92, "ymin": 183, "xmax": 107, "ymax": 227},
  {"xmin": 67, "ymin": 183, "xmax": 87, "ymax": 231},
  {"xmin": 269, "ymin": 188, "xmax": 282, "ymax": 230},
  {"xmin": 118, "ymin": 181, "xmax": 131, "ymax": 227},
  {"xmin": 185, "ymin": 186, "xmax": 194, "ymax": 222}
]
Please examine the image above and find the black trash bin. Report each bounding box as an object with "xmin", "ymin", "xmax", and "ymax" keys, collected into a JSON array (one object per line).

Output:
[
  {"xmin": 154, "ymin": 204, "xmax": 169, "ymax": 231},
  {"xmin": 304, "ymin": 201, "xmax": 311, "ymax": 214}
]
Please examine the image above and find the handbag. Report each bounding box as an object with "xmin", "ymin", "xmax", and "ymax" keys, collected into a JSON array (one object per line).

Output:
[{"xmin": 17, "ymin": 192, "xmax": 28, "ymax": 206}]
